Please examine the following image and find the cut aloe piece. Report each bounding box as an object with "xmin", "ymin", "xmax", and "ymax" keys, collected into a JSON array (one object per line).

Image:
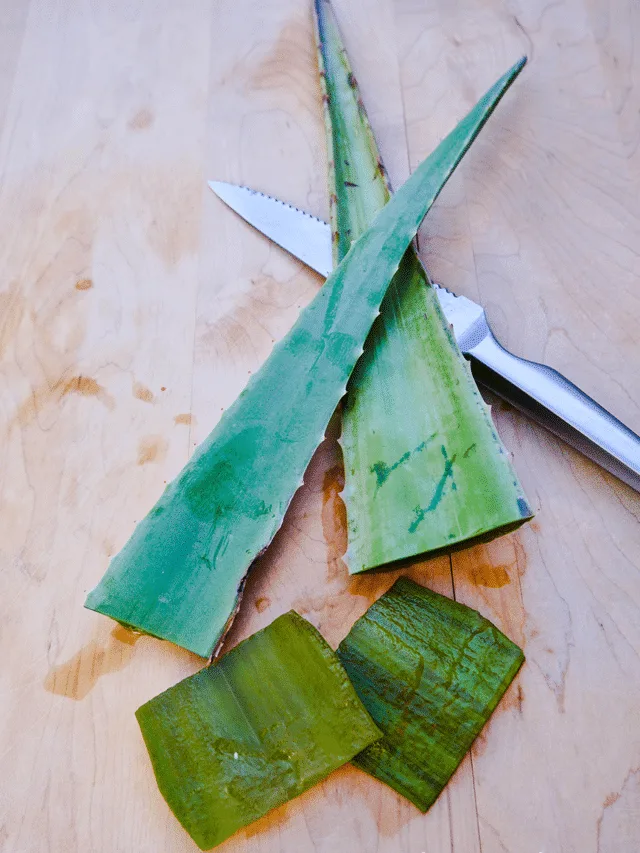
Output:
[
  {"xmin": 136, "ymin": 611, "xmax": 381, "ymax": 850},
  {"xmin": 337, "ymin": 578, "xmax": 524, "ymax": 811},
  {"xmin": 315, "ymin": 0, "xmax": 532, "ymax": 573},
  {"xmin": 85, "ymin": 56, "xmax": 526, "ymax": 658}
]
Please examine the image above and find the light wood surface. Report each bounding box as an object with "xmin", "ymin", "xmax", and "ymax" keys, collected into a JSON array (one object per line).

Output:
[{"xmin": 1, "ymin": 1, "xmax": 639, "ymax": 851}]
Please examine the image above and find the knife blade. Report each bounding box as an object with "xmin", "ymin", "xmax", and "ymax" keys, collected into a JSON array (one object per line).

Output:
[{"xmin": 208, "ymin": 180, "xmax": 640, "ymax": 493}]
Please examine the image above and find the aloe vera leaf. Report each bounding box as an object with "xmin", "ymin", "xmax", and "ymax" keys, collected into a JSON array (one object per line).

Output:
[
  {"xmin": 336, "ymin": 578, "xmax": 524, "ymax": 811},
  {"xmin": 315, "ymin": 0, "xmax": 532, "ymax": 574},
  {"xmin": 136, "ymin": 611, "xmax": 381, "ymax": 850},
  {"xmin": 85, "ymin": 58, "xmax": 526, "ymax": 659}
]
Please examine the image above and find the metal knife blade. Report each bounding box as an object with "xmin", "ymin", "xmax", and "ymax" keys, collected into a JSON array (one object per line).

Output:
[
  {"xmin": 208, "ymin": 181, "xmax": 333, "ymax": 278},
  {"xmin": 208, "ymin": 180, "xmax": 640, "ymax": 492}
]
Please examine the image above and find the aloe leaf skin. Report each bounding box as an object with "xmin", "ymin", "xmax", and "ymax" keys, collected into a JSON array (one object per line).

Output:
[
  {"xmin": 85, "ymin": 57, "xmax": 526, "ymax": 659},
  {"xmin": 314, "ymin": 0, "xmax": 392, "ymax": 263},
  {"xmin": 136, "ymin": 611, "xmax": 381, "ymax": 850},
  {"xmin": 337, "ymin": 578, "xmax": 524, "ymax": 812},
  {"xmin": 315, "ymin": 0, "xmax": 532, "ymax": 574}
]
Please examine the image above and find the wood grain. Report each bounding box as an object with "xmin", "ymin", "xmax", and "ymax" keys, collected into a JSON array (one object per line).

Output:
[
  {"xmin": 1, "ymin": 1, "xmax": 639, "ymax": 851},
  {"xmin": 398, "ymin": 2, "xmax": 640, "ymax": 852}
]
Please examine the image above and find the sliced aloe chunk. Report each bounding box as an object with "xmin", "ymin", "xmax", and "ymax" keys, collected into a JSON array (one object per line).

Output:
[
  {"xmin": 136, "ymin": 611, "xmax": 381, "ymax": 850},
  {"xmin": 315, "ymin": 0, "xmax": 532, "ymax": 573},
  {"xmin": 337, "ymin": 577, "xmax": 524, "ymax": 811}
]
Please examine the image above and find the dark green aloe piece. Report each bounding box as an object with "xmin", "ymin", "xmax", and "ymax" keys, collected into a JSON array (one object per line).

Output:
[
  {"xmin": 337, "ymin": 578, "xmax": 524, "ymax": 811},
  {"xmin": 85, "ymin": 55, "xmax": 526, "ymax": 658},
  {"xmin": 136, "ymin": 611, "xmax": 381, "ymax": 850},
  {"xmin": 315, "ymin": 0, "xmax": 532, "ymax": 573}
]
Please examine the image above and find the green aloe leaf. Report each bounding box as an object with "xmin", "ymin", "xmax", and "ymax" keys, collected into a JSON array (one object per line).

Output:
[
  {"xmin": 136, "ymin": 611, "xmax": 381, "ymax": 850},
  {"xmin": 85, "ymin": 55, "xmax": 526, "ymax": 658},
  {"xmin": 315, "ymin": 0, "xmax": 532, "ymax": 574},
  {"xmin": 337, "ymin": 578, "xmax": 524, "ymax": 811}
]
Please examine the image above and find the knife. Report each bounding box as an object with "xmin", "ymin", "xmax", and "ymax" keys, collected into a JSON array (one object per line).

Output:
[{"xmin": 209, "ymin": 180, "xmax": 640, "ymax": 493}]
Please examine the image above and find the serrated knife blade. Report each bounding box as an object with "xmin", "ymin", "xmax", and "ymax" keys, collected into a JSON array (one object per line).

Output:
[{"xmin": 208, "ymin": 181, "xmax": 333, "ymax": 278}]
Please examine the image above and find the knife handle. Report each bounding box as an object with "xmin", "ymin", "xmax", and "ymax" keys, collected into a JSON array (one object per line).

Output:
[{"xmin": 466, "ymin": 331, "xmax": 640, "ymax": 493}]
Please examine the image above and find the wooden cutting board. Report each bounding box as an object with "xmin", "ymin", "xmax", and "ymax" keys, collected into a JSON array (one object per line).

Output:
[{"xmin": 1, "ymin": 1, "xmax": 639, "ymax": 851}]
